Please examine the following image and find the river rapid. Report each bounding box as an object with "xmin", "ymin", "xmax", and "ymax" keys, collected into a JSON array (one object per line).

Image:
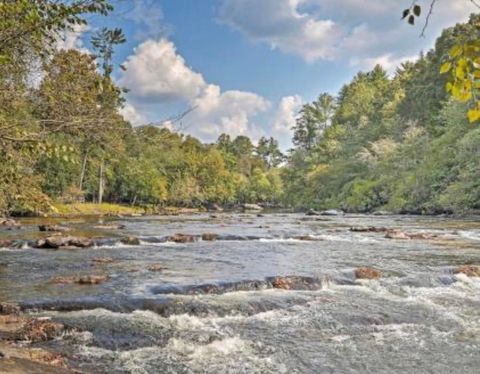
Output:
[{"xmin": 0, "ymin": 212, "xmax": 479, "ymax": 373}]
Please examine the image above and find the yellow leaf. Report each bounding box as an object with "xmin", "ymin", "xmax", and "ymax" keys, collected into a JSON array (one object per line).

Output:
[
  {"xmin": 439, "ymin": 62, "xmax": 451, "ymax": 74},
  {"xmin": 467, "ymin": 108, "xmax": 480, "ymax": 123},
  {"xmin": 449, "ymin": 45, "xmax": 462, "ymax": 58},
  {"xmin": 455, "ymin": 65, "xmax": 465, "ymax": 80},
  {"xmin": 445, "ymin": 82, "xmax": 453, "ymax": 92}
]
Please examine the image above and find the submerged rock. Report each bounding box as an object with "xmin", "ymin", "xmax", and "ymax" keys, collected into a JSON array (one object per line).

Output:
[
  {"xmin": 92, "ymin": 257, "xmax": 114, "ymax": 264},
  {"xmin": 202, "ymin": 233, "xmax": 219, "ymax": 241},
  {"xmin": 147, "ymin": 264, "xmax": 164, "ymax": 272},
  {"xmin": 454, "ymin": 265, "xmax": 480, "ymax": 277},
  {"xmin": 51, "ymin": 275, "xmax": 108, "ymax": 285},
  {"xmin": 355, "ymin": 267, "xmax": 382, "ymax": 279},
  {"xmin": 384, "ymin": 230, "xmax": 438, "ymax": 240},
  {"xmin": 35, "ymin": 236, "xmax": 93, "ymax": 249},
  {"xmin": 121, "ymin": 236, "xmax": 140, "ymax": 245},
  {"xmin": 168, "ymin": 233, "xmax": 197, "ymax": 243},
  {"xmin": 305, "ymin": 209, "xmax": 321, "ymax": 216},
  {"xmin": 350, "ymin": 226, "xmax": 389, "ymax": 233},
  {"xmin": 38, "ymin": 225, "xmax": 70, "ymax": 233},
  {"xmin": 293, "ymin": 235, "xmax": 319, "ymax": 241}
]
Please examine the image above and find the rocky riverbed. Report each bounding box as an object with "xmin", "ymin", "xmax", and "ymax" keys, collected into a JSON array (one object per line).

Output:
[{"xmin": 0, "ymin": 213, "xmax": 479, "ymax": 373}]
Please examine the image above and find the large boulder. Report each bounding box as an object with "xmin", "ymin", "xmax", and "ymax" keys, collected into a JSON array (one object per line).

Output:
[
  {"xmin": 168, "ymin": 234, "xmax": 197, "ymax": 243},
  {"xmin": 355, "ymin": 267, "xmax": 382, "ymax": 279},
  {"xmin": 35, "ymin": 236, "xmax": 93, "ymax": 249},
  {"xmin": 305, "ymin": 209, "xmax": 321, "ymax": 216}
]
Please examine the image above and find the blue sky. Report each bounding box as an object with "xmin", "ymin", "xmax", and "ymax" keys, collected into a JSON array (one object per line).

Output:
[{"xmin": 60, "ymin": 0, "xmax": 477, "ymax": 149}]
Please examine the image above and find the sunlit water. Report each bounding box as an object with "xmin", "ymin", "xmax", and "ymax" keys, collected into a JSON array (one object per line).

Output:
[{"xmin": 1, "ymin": 213, "xmax": 479, "ymax": 373}]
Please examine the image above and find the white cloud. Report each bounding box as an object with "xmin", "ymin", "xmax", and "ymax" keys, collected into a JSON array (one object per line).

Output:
[
  {"xmin": 120, "ymin": 38, "xmax": 205, "ymax": 101},
  {"xmin": 272, "ymin": 95, "xmax": 303, "ymax": 149},
  {"xmin": 55, "ymin": 24, "xmax": 90, "ymax": 54},
  {"xmin": 119, "ymin": 102, "xmax": 146, "ymax": 126},
  {"xmin": 119, "ymin": 38, "xmax": 270, "ymax": 142},
  {"xmin": 219, "ymin": 0, "xmax": 478, "ymax": 69}
]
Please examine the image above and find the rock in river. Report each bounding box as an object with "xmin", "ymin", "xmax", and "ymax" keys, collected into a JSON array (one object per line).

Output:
[
  {"xmin": 202, "ymin": 233, "xmax": 219, "ymax": 241},
  {"xmin": 38, "ymin": 225, "xmax": 70, "ymax": 233},
  {"xmin": 355, "ymin": 267, "xmax": 382, "ymax": 279},
  {"xmin": 35, "ymin": 236, "xmax": 93, "ymax": 249},
  {"xmin": 168, "ymin": 233, "xmax": 197, "ymax": 243},
  {"xmin": 454, "ymin": 265, "xmax": 480, "ymax": 277},
  {"xmin": 121, "ymin": 236, "xmax": 140, "ymax": 245}
]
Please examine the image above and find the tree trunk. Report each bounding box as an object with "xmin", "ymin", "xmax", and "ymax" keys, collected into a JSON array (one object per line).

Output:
[
  {"xmin": 78, "ymin": 150, "xmax": 89, "ymax": 190},
  {"xmin": 98, "ymin": 160, "xmax": 104, "ymax": 204}
]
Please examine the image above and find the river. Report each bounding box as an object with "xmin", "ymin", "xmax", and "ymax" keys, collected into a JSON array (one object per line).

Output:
[{"xmin": 0, "ymin": 213, "xmax": 479, "ymax": 373}]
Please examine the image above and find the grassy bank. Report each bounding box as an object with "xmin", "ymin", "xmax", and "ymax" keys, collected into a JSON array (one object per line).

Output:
[{"xmin": 51, "ymin": 203, "xmax": 146, "ymax": 217}]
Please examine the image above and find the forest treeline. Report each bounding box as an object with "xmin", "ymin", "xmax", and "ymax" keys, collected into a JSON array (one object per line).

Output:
[
  {"xmin": 0, "ymin": 1, "xmax": 478, "ymax": 215},
  {"xmin": 0, "ymin": 0, "xmax": 284, "ymax": 214},
  {"xmin": 284, "ymin": 14, "xmax": 480, "ymax": 214}
]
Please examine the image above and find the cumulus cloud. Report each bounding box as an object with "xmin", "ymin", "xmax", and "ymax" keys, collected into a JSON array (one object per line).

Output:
[
  {"xmin": 119, "ymin": 102, "xmax": 147, "ymax": 126},
  {"xmin": 55, "ymin": 24, "xmax": 90, "ymax": 54},
  {"xmin": 272, "ymin": 95, "xmax": 303, "ymax": 150},
  {"xmin": 219, "ymin": 0, "xmax": 477, "ymax": 69},
  {"xmin": 119, "ymin": 38, "xmax": 269, "ymax": 141},
  {"xmin": 119, "ymin": 39, "xmax": 205, "ymax": 101}
]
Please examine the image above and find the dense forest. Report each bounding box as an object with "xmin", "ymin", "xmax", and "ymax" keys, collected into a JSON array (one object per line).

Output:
[
  {"xmin": 283, "ymin": 14, "xmax": 480, "ymax": 214},
  {"xmin": 0, "ymin": 1, "xmax": 479, "ymax": 215}
]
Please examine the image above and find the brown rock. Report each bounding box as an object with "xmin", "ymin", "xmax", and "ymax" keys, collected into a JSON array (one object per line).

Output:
[
  {"xmin": 168, "ymin": 233, "xmax": 197, "ymax": 243},
  {"xmin": 454, "ymin": 265, "xmax": 480, "ymax": 277},
  {"xmin": 294, "ymin": 235, "xmax": 318, "ymax": 241},
  {"xmin": 18, "ymin": 318, "xmax": 64, "ymax": 343},
  {"xmin": 35, "ymin": 236, "xmax": 93, "ymax": 249},
  {"xmin": 355, "ymin": 267, "xmax": 382, "ymax": 279},
  {"xmin": 92, "ymin": 257, "xmax": 114, "ymax": 264},
  {"xmin": 0, "ymin": 240, "xmax": 13, "ymax": 248},
  {"xmin": 0, "ymin": 302, "xmax": 20, "ymax": 315},
  {"xmin": 272, "ymin": 277, "xmax": 291, "ymax": 290},
  {"xmin": 76, "ymin": 275, "xmax": 108, "ymax": 285},
  {"xmin": 121, "ymin": 236, "xmax": 140, "ymax": 245},
  {"xmin": 202, "ymin": 233, "xmax": 219, "ymax": 241},
  {"xmin": 147, "ymin": 264, "xmax": 163, "ymax": 272}
]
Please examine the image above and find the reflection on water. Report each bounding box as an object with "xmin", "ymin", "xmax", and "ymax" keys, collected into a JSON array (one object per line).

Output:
[{"xmin": 1, "ymin": 213, "xmax": 480, "ymax": 373}]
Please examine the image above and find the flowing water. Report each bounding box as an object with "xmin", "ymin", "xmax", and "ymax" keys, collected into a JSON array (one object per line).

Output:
[{"xmin": 1, "ymin": 213, "xmax": 480, "ymax": 373}]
